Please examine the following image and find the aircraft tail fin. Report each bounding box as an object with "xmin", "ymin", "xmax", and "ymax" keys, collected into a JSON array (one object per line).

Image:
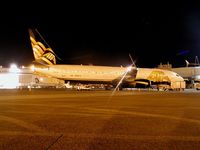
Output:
[{"xmin": 28, "ymin": 29, "xmax": 56, "ymax": 65}]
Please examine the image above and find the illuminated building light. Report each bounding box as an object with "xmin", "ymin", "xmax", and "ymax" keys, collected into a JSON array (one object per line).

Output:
[
  {"xmin": 9, "ymin": 64, "xmax": 20, "ymax": 73},
  {"xmin": 30, "ymin": 65, "xmax": 35, "ymax": 71}
]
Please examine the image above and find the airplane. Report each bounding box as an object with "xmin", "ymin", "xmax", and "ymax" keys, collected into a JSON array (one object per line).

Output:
[{"xmin": 28, "ymin": 29, "xmax": 185, "ymax": 90}]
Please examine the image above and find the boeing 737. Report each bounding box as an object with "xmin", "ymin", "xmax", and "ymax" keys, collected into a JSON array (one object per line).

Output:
[{"xmin": 28, "ymin": 29, "xmax": 185, "ymax": 90}]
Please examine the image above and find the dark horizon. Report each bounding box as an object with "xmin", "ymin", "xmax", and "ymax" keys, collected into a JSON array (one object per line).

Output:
[{"xmin": 0, "ymin": 4, "xmax": 200, "ymax": 68}]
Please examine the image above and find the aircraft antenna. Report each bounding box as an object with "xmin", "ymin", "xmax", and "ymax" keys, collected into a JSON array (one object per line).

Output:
[
  {"xmin": 35, "ymin": 29, "xmax": 52, "ymax": 48},
  {"xmin": 35, "ymin": 29, "xmax": 61, "ymax": 60},
  {"xmin": 129, "ymin": 53, "xmax": 136, "ymax": 67}
]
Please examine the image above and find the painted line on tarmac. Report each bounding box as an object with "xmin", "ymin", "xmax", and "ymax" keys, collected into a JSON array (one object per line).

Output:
[
  {"xmin": 2, "ymin": 102, "xmax": 200, "ymax": 126},
  {"xmin": 2, "ymin": 100, "xmax": 200, "ymax": 126},
  {"xmin": 0, "ymin": 91, "xmax": 152, "ymax": 101},
  {"xmin": 0, "ymin": 103, "xmax": 82, "ymax": 109},
  {"xmin": 0, "ymin": 114, "xmax": 46, "ymax": 133},
  {"xmin": 3, "ymin": 105, "xmax": 200, "ymax": 126},
  {"xmin": 0, "ymin": 110, "xmax": 116, "ymax": 118},
  {"xmin": 1, "ymin": 131, "xmax": 200, "ymax": 141},
  {"xmin": 81, "ymin": 107, "xmax": 200, "ymax": 125},
  {"xmin": 0, "ymin": 93, "xmax": 124, "ymax": 101}
]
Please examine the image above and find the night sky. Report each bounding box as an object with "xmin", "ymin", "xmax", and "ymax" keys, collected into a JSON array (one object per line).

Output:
[{"xmin": 0, "ymin": 3, "xmax": 200, "ymax": 68}]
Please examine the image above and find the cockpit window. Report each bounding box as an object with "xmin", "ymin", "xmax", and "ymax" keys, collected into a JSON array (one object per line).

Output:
[{"xmin": 176, "ymin": 74, "xmax": 180, "ymax": 77}]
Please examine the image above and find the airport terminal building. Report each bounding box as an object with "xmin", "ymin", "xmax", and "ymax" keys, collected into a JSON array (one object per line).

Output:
[
  {"xmin": 157, "ymin": 62, "xmax": 200, "ymax": 89},
  {"xmin": 0, "ymin": 65, "xmax": 65, "ymax": 89}
]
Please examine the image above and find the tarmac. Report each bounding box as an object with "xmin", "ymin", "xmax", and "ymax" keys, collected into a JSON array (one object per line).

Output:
[{"xmin": 0, "ymin": 89, "xmax": 200, "ymax": 149}]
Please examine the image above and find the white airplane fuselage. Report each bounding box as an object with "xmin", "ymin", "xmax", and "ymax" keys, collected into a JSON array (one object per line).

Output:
[
  {"xmin": 33, "ymin": 64, "xmax": 135, "ymax": 82},
  {"xmin": 33, "ymin": 64, "xmax": 184, "ymax": 85}
]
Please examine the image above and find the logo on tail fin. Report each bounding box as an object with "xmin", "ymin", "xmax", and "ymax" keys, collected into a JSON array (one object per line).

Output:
[{"xmin": 29, "ymin": 29, "xmax": 56, "ymax": 65}]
